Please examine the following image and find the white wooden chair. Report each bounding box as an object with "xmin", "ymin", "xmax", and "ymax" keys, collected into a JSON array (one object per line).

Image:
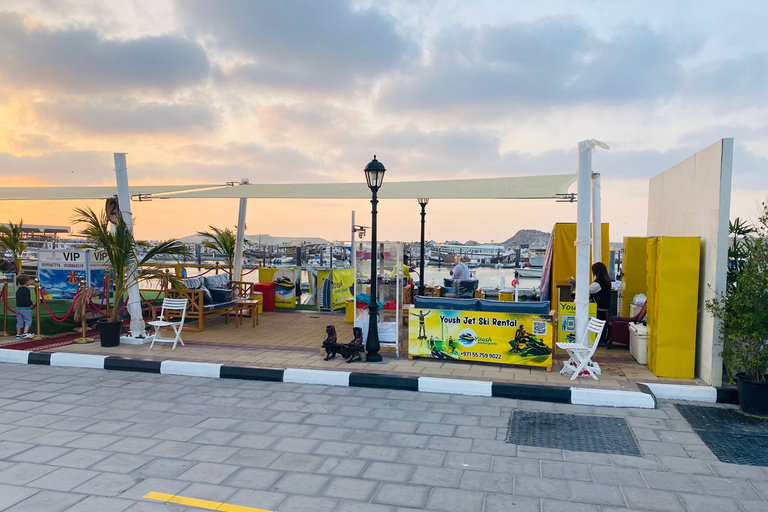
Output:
[
  {"xmin": 148, "ymin": 298, "xmax": 188, "ymax": 350},
  {"xmin": 557, "ymin": 317, "xmax": 606, "ymax": 380}
]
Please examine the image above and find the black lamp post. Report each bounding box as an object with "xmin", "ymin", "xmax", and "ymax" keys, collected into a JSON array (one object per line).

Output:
[
  {"xmin": 364, "ymin": 155, "xmax": 386, "ymax": 362},
  {"xmin": 417, "ymin": 198, "xmax": 429, "ymax": 296}
]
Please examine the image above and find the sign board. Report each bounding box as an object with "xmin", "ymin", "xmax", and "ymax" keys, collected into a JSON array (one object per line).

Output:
[
  {"xmin": 105, "ymin": 197, "xmax": 120, "ymax": 225},
  {"xmin": 558, "ymin": 301, "xmax": 597, "ymax": 343},
  {"xmin": 408, "ymin": 308, "xmax": 554, "ymax": 367},
  {"xmin": 37, "ymin": 249, "xmax": 110, "ymax": 300},
  {"xmin": 259, "ymin": 267, "xmax": 299, "ymax": 308}
]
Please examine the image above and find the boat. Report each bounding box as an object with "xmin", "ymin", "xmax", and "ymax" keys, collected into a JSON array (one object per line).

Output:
[{"xmin": 515, "ymin": 267, "xmax": 542, "ymax": 278}]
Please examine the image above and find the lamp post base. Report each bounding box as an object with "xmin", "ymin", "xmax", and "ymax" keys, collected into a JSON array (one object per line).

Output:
[{"xmin": 366, "ymin": 353, "xmax": 383, "ymax": 362}]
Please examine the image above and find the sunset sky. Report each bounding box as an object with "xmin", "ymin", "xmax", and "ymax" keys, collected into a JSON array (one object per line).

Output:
[{"xmin": 1, "ymin": 0, "xmax": 766, "ymax": 244}]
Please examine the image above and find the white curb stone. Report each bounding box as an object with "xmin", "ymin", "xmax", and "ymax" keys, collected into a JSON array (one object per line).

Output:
[
  {"xmin": 0, "ymin": 349, "xmax": 31, "ymax": 364},
  {"xmin": 641, "ymin": 383, "xmax": 717, "ymax": 403},
  {"xmin": 283, "ymin": 369, "xmax": 350, "ymax": 386},
  {"xmin": 419, "ymin": 377, "xmax": 492, "ymax": 396},
  {"xmin": 50, "ymin": 353, "xmax": 107, "ymax": 369},
  {"xmin": 572, "ymin": 388, "xmax": 655, "ymax": 409},
  {"xmin": 160, "ymin": 360, "xmax": 221, "ymax": 378}
]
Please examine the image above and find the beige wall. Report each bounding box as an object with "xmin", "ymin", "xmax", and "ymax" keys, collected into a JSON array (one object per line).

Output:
[{"xmin": 647, "ymin": 139, "xmax": 733, "ymax": 386}]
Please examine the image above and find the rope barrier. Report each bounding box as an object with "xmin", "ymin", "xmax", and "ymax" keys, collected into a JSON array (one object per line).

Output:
[
  {"xmin": 1, "ymin": 285, "xmax": 16, "ymax": 314},
  {"xmin": 186, "ymin": 267, "xmax": 215, "ymax": 278},
  {"xmin": 242, "ymin": 267, "xmax": 258, "ymax": 276},
  {"xmin": 39, "ymin": 292, "xmax": 79, "ymax": 323}
]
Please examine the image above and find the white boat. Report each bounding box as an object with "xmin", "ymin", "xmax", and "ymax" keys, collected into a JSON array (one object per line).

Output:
[{"xmin": 515, "ymin": 267, "xmax": 542, "ymax": 278}]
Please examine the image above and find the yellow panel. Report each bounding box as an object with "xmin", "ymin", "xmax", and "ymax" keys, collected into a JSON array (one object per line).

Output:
[
  {"xmin": 622, "ymin": 237, "xmax": 648, "ymax": 316},
  {"xmin": 649, "ymin": 237, "xmax": 700, "ymax": 378},
  {"xmin": 646, "ymin": 238, "xmax": 659, "ymax": 372},
  {"xmin": 550, "ymin": 223, "xmax": 611, "ymax": 304}
]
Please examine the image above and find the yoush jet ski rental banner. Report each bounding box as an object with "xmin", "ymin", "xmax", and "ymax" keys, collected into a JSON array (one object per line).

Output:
[
  {"xmin": 259, "ymin": 267, "xmax": 299, "ymax": 308},
  {"xmin": 408, "ymin": 309, "xmax": 554, "ymax": 367}
]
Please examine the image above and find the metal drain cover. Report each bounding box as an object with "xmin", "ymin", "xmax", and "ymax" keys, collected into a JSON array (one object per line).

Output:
[
  {"xmin": 676, "ymin": 404, "xmax": 768, "ymax": 466},
  {"xmin": 507, "ymin": 411, "xmax": 641, "ymax": 457}
]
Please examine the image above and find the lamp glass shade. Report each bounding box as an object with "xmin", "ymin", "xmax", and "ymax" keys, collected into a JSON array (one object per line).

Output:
[
  {"xmin": 364, "ymin": 156, "xmax": 386, "ymax": 190},
  {"xmin": 418, "ymin": 198, "xmax": 429, "ymax": 206}
]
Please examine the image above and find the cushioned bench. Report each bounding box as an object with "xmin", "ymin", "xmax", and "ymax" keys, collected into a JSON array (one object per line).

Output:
[{"xmin": 166, "ymin": 274, "xmax": 257, "ymax": 332}]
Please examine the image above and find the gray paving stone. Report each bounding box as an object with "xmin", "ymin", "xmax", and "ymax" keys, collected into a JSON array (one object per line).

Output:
[
  {"xmin": 590, "ymin": 464, "xmax": 645, "ymax": 487},
  {"xmin": 103, "ymin": 437, "xmax": 160, "ymax": 454},
  {"xmin": 323, "ymin": 476, "xmax": 379, "ymax": 500},
  {"xmin": 3, "ymin": 427, "xmax": 54, "ymax": 442},
  {"xmin": 150, "ymin": 426, "xmax": 204, "ymax": 442},
  {"xmin": 738, "ymin": 498, "xmax": 768, "ymax": 512},
  {"xmin": 426, "ymin": 486, "xmax": 484, "ymax": 512},
  {"xmin": 0, "ymin": 441, "xmax": 34, "ymax": 458},
  {"xmin": 409, "ymin": 465, "xmax": 463, "ymax": 487},
  {"xmin": 677, "ymin": 493, "xmax": 742, "ymax": 512},
  {"xmin": 460, "ymin": 470, "xmax": 513, "ymax": 492},
  {"xmin": 362, "ymin": 462, "xmax": 415, "ymax": 482},
  {"xmin": 428, "ymin": 436, "xmax": 472, "ymax": 452},
  {"xmin": 750, "ymin": 479, "xmax": 768, "ymax": 500},
  {"xmin": 271, "ymin": 437, "xmax": 320, "ymax": 454},
  {"xmin": 470, "ymin": 439, "xmax": 517, "ymax": 456},
  {"xmin": 693, "ymin": 474, "xmax": 763, "ymax": 500},
  {"xmin": 329, "ymin": 459, "xmax": 369, "ymax": 477},
  {"xmin": 541, "ymin": 498, "xmax": 599, "ymax": 512},
  {"xmin": 5, "ymin": 489, "xmax": 86, "ymax": 512},
  {"xmin": 485, "ymin": 493, "xmax": 543, "ymax": 512},
  {"xmin": 177, "ymin": 462, "xmax": 239, "ymax": 484},
  {"xmin": 313, "ymin": 440, "xmax": 360, "ymax": 457},
  {"xmin": 641, "ymin": 469, "xmax": 701, "ymax": 492},
  {"xmin": 179, "ymin": 481, "xmax": 238, "ymax": 503},
  {"xmin": 516, "ymin": 445, "xmax": 563, "ymax": 461},
  {"xmin": 386, "ymin": 434, "xmax": 431, "ymax": 449},
  {"xmin": 185, "ymin": 445, "xmax": 239, "ymax": 463},
  {"xmin": 226, "ymin": 488, "xmax": 287, "ymax": 510},
  {"xmin": 443, "ymin": 451, "xmax": 493, "ymax": 471},
  {"xmin": 373, "ymin": 483, "xmax": 431, "ymax": 508},
  {"xmin": 513, "ymin": 475, "xmax": 562, "ymax": 498},
  {"xmin": 638, "ymin": 440, "xmax": 688, "ymax": 457},
  {"xmin": 709, "ymin": 461, "xmax": 768, "ymax": 480},
  {"xmin": 610, "ymin": 454, "xmax": 663, "ymax": 470},
  {"xmin": 91, "ymin": 453, "xmax": 154, "ymax": 474},
  {"xmin": 357, "ymin": 445, "xmax": 402, "ymax": 461},
  {"xmin": 398, "ymin": 448, "xmax": 447, "ymax": 467},
  {"xmin": 131, "ymin": 457, "xmax": 195, "ymax": 479},
  {"xmin": 336, "ymin": 502, "xmax": 395, "ymax": 512},
  {"xmin": 10, "ymin": 445, "xmax": 72, "ymax": 463},
  {"xmin": 278, "ymin": 495, "xmax": 339, "ymax": 512},
  {"xmin": 65, "ymin": 434, "xmax": 123, "ymax": 450},
  {"xmin": 492, "ymin": 455, "xmax": 541, "ymax": 476},
  {"xmin": 66, "ymin": 496, "xmax": 134, "ymax": 512},
  {"xmin": 32, "ymin": 430, "xmax": 87, "ymax": 447},
  {"xmin": 142, "ymin": 440, "xmax": 198, "ymax": 459},
  {"xmin": 454, "ymin": 426, "xmax": 498, "ymax": 439},
  {"xmin": 657, "ymin": 456, "xmax": 716, "ymax": 475},
  {"xmin": 566, "ymin": 481, "xmax": 626, "ymax": 506},
  {"xmin": 415, "ymin": 423, "xmax": 456, "ymax": 436},
  {"xmin": 272, "ymin": 472, "xmax": 329, "ymax": 495},
  {"xmin": 26, "ymin": 467, "xmax": 99, "ymax": 491},
  {"xmin": 541, "ymin": 460, "xmax": 591, "ymax": 481},
  {"xmin": 71, "ymin": 473, "xmax": 141, "ymax": 496},
  {"xmin": 0, "ymin": 463, "xmax": 57, "ymax": 485},
  {"xmin": 622, "ymin": 486, "xmax": 685, "ymax": 512},
  {"xmin": 223, "ymin": 467, "xmax": 285, "ymax": 490},
  {"xmin": 269, "ymin": 452, "xmax": 326, "ymax": 472}
]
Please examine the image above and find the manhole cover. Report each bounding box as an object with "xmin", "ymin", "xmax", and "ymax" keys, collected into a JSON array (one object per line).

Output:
[
  {"xmin": 675, "ymin": 404, "xmax": 768, "ymax": 466},
  {"xmin": 507, "ymin": 411, "xmax": 641, "ymax": 457}
]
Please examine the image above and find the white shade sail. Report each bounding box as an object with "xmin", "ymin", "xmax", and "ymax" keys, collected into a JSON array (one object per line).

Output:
[{"xmin": 0, "ymin": 185, "xmax": 220, "ymax": 200}]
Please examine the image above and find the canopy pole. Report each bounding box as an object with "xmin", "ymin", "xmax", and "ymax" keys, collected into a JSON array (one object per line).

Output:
[
  {"xmin": 592, "ymin": 172, "xmax": 602, "ymax": 264},
  {"xmin": 114, "ymin": 153, "xmax": 145, "ymax": 340},
  {"xmin": 575, "ymin": 141, "xmax": 594, "ymax": 344},
  {"xmin": 233, "ymin": 178, "xmax": 249, "ymax": 282}
]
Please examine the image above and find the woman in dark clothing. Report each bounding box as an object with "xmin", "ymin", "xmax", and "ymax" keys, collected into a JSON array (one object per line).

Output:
[{"xmin": 590, "ymin": 262, "xmax": 611, "ymax": 343}]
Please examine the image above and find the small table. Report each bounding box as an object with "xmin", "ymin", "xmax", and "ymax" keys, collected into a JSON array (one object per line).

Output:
[{"xmin": 235, "ymin": 299, "xmax": 260, "ymax": 328}]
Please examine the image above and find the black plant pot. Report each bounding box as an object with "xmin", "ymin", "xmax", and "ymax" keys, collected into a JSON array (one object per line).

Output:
[
  {"xmin": 98, "ymin": 320, "xmax": 122, "ymax": 348},
  {"xmin": 737, "ymin": 376, "xmax": 768, "ymax": 417}
]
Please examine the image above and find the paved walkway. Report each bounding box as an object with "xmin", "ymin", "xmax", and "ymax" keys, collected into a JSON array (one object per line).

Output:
[
  {"xmin": 4, "ymin": 310, "xmax": 703, "ymax": 393},
  {"xmin": 0, "ymin": 363, "xmax": 765, "ymax": 512}
]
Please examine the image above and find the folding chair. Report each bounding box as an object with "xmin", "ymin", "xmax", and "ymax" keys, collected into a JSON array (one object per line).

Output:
[
  {"xmin": 556, "ymin": 317, "xmax": 606, "ymax": 380},
  {"xmin": 148, "ymin": 298, "xmax": 188, "ymax": 350}
]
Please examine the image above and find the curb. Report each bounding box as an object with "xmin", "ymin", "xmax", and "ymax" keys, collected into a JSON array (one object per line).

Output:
[{"xmin": 0, "ymin": 349, "xmax": 733, "ymax": 409}]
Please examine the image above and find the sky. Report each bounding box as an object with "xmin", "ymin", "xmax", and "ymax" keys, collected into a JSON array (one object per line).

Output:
[{"xmin": 1, "ymin": 0, "xmax": 766, "ymax": 244}]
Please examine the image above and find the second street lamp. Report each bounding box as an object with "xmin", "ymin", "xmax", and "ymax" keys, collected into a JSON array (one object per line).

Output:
[
  {"xmin": 418, "ymin": 198, "xmax": 429, "ymax": 296},
  {"xmin": 364, "ymin": 155, "xmax": 386, "ymax": 362}
]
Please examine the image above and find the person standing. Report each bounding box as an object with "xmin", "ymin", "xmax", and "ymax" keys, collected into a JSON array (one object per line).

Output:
[
  {"xmin": 15, "ymin": 274, "xmax": 34, "ymax": 339},
  {"xmin": 451, "ymin": 256, "xmax": 469, "ymax": 281}
]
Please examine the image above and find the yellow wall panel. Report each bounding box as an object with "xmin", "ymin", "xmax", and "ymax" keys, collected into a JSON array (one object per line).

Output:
[{"xmin": 622, "ymin": 237, "xmax": 648, "ymax": 317}]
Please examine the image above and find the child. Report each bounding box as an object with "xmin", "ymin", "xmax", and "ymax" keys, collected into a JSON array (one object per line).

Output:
[{"xmin": 15, "ymin": 274, "xmax": 34, "ymax": 339}]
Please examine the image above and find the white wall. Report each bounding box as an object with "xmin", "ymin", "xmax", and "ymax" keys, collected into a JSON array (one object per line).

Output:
[{"xmin": 647, "ymin": 139, "xmax": 733, "ymax": 386}]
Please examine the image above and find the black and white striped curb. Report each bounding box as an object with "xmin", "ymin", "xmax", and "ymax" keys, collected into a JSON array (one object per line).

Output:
[{"xmin": 0, "ymin": 349, "xmax": 736, "ymax": 409}]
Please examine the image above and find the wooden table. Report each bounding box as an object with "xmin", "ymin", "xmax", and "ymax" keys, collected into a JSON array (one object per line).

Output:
[{"xmin": 235, "ymin": 299, "xmax": 260, "ymax": 328}]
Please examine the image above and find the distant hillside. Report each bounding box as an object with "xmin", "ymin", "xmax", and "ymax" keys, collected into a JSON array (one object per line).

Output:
[{"xmin": 501, "ymin": 229, "xmax": 551, "ymax": 250}]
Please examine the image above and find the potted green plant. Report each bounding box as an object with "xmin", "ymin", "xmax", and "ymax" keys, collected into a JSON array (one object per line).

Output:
[
  {"xmin": 706, "ymin": 203, "xmax": 768, "ymax": 416},
  {"xmin": 74, "ymin": 207, "xmax": 191, "ymax": 347},
  {"xmin": 0, "ymin": 220, "xmax": 26, "ymax": 274}
]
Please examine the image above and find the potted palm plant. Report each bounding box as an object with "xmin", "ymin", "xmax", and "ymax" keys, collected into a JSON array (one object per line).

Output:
[
  {"xmin": 706, "ymin": 203, "xmax": 768, "ymax": 416},
  {"xmin": 197, "ymin": 225, "xmax": 237, "ymax": 270},
  {"xmin": 74, "ymin": 206, "xmax": 191, "ymax": 347},
  {"xmin": 0, "ymin": 220, "xmax": 25, "ymax": 274}
]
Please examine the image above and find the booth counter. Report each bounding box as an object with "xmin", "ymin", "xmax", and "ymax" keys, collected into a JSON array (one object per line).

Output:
[{"xmin": 408, "ymin": 297, "xmax": 554, "ymax": 369}]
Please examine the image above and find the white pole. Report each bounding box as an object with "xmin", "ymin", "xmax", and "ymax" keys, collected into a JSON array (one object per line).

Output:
[
  {"xmin": 113, "ymin": 153, "xmax": 145, "ymax": 339},
  {"xmin": 233, "ymin": 178, "xmax": 249, "ymax": 283},
  {"xmin": 351, "ymin": 211, "xmax": 357, "ymax": 311},
  {"xmin": 575, "ymin": 141, "xmax": 593, "ymax": 344},
  {"xmin": 592, "ymin": 173, "xmax": 602, "ymax": 264}
]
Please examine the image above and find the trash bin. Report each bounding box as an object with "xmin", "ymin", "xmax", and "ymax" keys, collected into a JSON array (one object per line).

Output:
[
  {"xmin": 252, "ymin": 283, "xmax": 276, "ymax": 312},
  {"xmin": 499, "ymin": 291, "xmax": 515, "ymax": 302},
  {"xmin": 629, "ymin": 323, "xmax": 648, "ymax": 364},
  {"xmin": 253, "ymin": 292, "xmax": 264, "ymax": 314},
  {"xmin": 345, "ymin": 298, "xmax": 354, "ymax": 323}
]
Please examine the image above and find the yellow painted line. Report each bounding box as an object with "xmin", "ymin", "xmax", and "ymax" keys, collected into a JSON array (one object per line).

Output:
[{"xmin": 143, "ymin": 492, "xmax": 275, "ymax": 512}]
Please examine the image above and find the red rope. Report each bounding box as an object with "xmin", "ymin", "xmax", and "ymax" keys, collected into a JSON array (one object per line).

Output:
[
  {"xmin": 40, "ymin": 292, "xmax": 79, "ymax": 323},
  {"xmin": 187, "ymin": 267, "xmax": 215, "ymax": 278},
  {"xmin": 242, "ymin": 267, "xmax": 258, "ymax": 276},
  {"xmin": 0, "ymin": 285, "xmax": 14, "ymax": 314}
]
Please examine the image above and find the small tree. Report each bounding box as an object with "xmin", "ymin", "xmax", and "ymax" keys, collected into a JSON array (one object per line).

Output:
[
  {"xmin": 0, "ymin": 220, "xmax": 26, "ymax": 271},
  {"xmin": 706, "ymin": 204, "xmax": 768, "ymax": 383},
  {"xmin": 197, "ymin": 225, "xmax": 238, "ymax": 270},
  {"xmin": 75, "ymin": 207, "xmax": 191, "ymax": 322}
]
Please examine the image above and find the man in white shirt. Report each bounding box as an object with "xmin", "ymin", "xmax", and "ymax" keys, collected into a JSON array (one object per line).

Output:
[{"xmin": 452, "ymin": 257, "xmax": 470, "ymax": 281}]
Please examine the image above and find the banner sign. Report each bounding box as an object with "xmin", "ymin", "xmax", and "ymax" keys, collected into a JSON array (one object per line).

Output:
[
  {"xmin": 408, "ymin": 308, "xmax": 554, "ymax": 367},
  {"xmin": 259, "ymin": 267, "xmax": 298, "ymax": 308},
  {"xmin": 330, "ymin": 269, "xmax": 354, "ymax": 310},
  {"xmin": 38, "ymin": 249, "xmax": 109, "ymax": 300},
  {"xmin": 558, "ymin": 301, "xmax": 597, "ymax": 343}
]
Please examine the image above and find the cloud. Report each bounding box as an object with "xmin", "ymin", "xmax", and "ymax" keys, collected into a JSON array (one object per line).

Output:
[
  {"xmin": 179, "ymin": 0, "xmax": 414, "ymax": 92},
  {"xmin": 0, "ymin": 11, "xmax": 209, "ymax": 94},
  {"xmin": 0, "ymin": 150, "xmax": 112, "ymax": 185},
  {"xmin": 36, "ymin": 99, "xmax": 218, "ymax": 134},
  {"xmin": 378, "ymin": 18, "xmax": 689, "ymax": 112}
]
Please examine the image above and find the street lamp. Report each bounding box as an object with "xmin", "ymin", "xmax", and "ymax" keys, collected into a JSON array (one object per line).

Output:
[
  {"xmin": 364, "ymin": 155, "xmax": 386, "ymax": 362},
  {"xmin": 417, "ymin": 198, "xmax": 429, "ymax": 296}
]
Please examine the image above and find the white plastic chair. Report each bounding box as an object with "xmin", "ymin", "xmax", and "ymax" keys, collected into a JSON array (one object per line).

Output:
[
  {"xmin": 557, "ymin": 317, "xmax": 606, "ymax": 380},
  {"xmin": 148, "ymin": 298, "xmax": 188, "ymax": 350}
]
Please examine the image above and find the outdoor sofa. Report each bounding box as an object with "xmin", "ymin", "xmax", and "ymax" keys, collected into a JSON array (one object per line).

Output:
[{"xmin": 166, "ymin": 274, "xmax": 257, "ymax": 331}]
